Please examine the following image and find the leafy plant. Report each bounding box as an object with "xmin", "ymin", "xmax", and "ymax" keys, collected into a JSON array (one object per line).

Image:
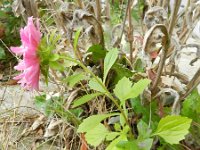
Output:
[
  {"xmin": 152, "ymin": 115, "xmax": 192, "ymax": 144},
  {"xmin": 6, "ymin": 0, "xmax": 200, "ymax": 149}
]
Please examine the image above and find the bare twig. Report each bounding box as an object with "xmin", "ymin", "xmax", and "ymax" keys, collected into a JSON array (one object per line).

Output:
[
  {"xmin": 142, "ymin": 24, "xmax": 170, "ymax": 92},
  {"xmin": 180, "ymin": 68, "xmax": 200, "ymax": 100},
  {"xmin": 96, "ymin": 0, "xmax": 102, "ymax": 22},
  {"xmin": 168, "ymin": 0, "xmax": 181, "ymax": 36},
  {"xmin": 105, "ymin": 0, "xmax": 111, "ymax": 20},
  {"xmin": 113, "ymin": 0, "xmax": 131, "ymax": 47},
  {"xmin": 127, "ymin": 0, "xmax": 134, "ymax": 63},
  {"xmin": 76, "ymin": 0, "xmax": 84, "ymax": 8},
  {"xmin": 45, "ymin": 0, "xmax": 67, "ymax": 34}
]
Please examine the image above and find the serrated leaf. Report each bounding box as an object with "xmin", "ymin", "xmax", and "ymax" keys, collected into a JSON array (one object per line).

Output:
[
  {"xmin": 152, "ymin": 115, "xmax": 192, "ymax": 144},
  {"xmin": 89, "ymin": 78, "xmax": 106, "ymax": 93},
  {"xmin": 114, "ymin": 77, "xmax": 151, "ymax": 102},
  {"xmin": 78, "ymin": 113, "xmax": 119, "ymax": 133},
  {"xmin": 114, "ymin": 77, "xmax": 132, "ymax": 102},
  {"xmin": 103, "ymin": 48, "xmax": 119, "ymax": 83},
  {"xmin": 72, "ymin": 93, "xmax": 103, "ymax": 108},
  {"xmin": 85, "ymin": 123, "xmax": 109, "ymax": 147}
]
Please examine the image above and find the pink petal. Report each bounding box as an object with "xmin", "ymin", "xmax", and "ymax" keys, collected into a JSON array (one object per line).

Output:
[
  {"xmin": 12, "ymin": 16, "xmax": 41, "ymax": 91},
  {"xmin": 10, "ymin": 46, "xmax": 25, "ymax": 54},
  {"xmin": 14, "ymin": 61, "xmax": 26, "ymax": 71}
]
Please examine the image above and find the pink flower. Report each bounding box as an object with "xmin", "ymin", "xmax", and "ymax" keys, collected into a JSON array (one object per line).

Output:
[{"xmin": 10, "ymin": 17, "xmax": 41, "ymax": 90}]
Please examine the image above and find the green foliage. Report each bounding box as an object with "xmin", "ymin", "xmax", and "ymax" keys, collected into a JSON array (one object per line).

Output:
[
  {"xmin": 64, "ymin": 72, "xmax": 88, "ymax": 88},
  {"xmin": 88, "ymin": 44, "xmax": 106, "ymax": 62},
  {"xmin": 137, "ymin": 120, "xmax": 152, "ymax": 140},
  {"xmin": 103, "ymin": 48, "xmax": 119, "ymax": 83},
  {"xmin": 89, "ymin": 77, "xmax": 107, "ymax": 93},
  {"xmin": 77, "ymin": 113, "xmax": 119, "ymax": 133},
  {"xmin": 34, "ymin": 94, "xmax": 63, "ymax": 116},
  {"xmin": 0, "ymin": 2, "xmax": 21, "ymax": 61},
  {"xmin": 112, "ymin": 63, "xmax": 133, "ymax": 85},
  {"xmin": 113, "ymin": 77, "xmax": 151, "ymax": 102},
  {"xmin": 181, "ymin": 89, "xmax": 200, "ymax": 121},
  {"xmin": 130, "ymin": 97, "xmax": 159, "ymax": 127},
  {"xmin": 73, "ymin": 28, "xmax": 82, "ymax": 59},
  {"xmin": 49, "ymin": 61, "xmax": 64, "ymax": 71},
  {"xmin": 134, "ymin": 58, "xmax": 145, "ymax": 72},
  {"xmin": 85, "ymin": 123, "xmax": 109, "ymax": 146},
  {"xmin": 152, "ymin": 115, "xmax": 192, "ymax": 144},
  {"xmin": 34, "ymin": 94, "xmax": 82, "ymax": 125},
  {"xmin": 110, "ymin": 1, "xmax": 123, "ymax": 25},
  {"xmin": 105, "ymin": 125, "xmax": 130, "ymax": 150},
  {"xmin": 72, "ymin": 92, "xmax": 102, "ymax": 108},
  {"xmin": 74, "ymin": 28, "xmax": 82, "ymax": 51},
  {"xmin": 181, "ymin": 89, "xmax": 200, "ymax": 146},
  {"xmin": 38, "ymin": 30, "xmax": 63, "ymax": 83},
  {"xmin": 0, "ymin": 47, "xmax": 6, "ymax": 60},
  {"xmin": 116, "ymin": 141, "xmax": 138, "ymax": 150},
  {"xmin": 106, "ymin": 132, "xmax": 120, "ymax": 141},
  {"xmin": 131, "ymin": 0, "xmax": 145, "ymax": 22}
]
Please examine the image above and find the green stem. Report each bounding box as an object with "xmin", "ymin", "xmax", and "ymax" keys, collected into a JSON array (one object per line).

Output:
[{"xmin": 61, "ymin": 56, "xmax": 134, "ymax": 138}]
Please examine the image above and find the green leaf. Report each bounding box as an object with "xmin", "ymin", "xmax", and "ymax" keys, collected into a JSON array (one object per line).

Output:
[
  {"xmin": 64, "ymin": 73, "xmax": 87, "ymax": 87},
  {"xmin": 114, "ymin": 77, "xmax": 132, "ymax": 102},
  {"xmin": 72, "ymin": 93, "xmax": 103, "ymax": 108},
  {"xmin": 49, "ymin": 61, "xmax": 64, "ymax": 71},
  {"xmin": 89, "ymin": 77, "xmax": 107, "ymax": 93},
  {"xmin": 132, "ymin": 9, "xmax": 140, "ymax": 22},
  {"xmin": 152, "ymin": 115, "xmax": 192, "ymax": 144},
  {"xmin": 88, "ymin": 44, "xmax": 106, "ymax": 62},
  {"xmin": 49, "ymin": 29, "xmax": 58, "ymax": 44},
  {"xmin": 103, "ymin": 48, "xmax": 119, "ymax": 83},
  {"xmin": 114, "ymin": 77, "xmax": 151, "ymax": 102},
  {"xmin": 73, "ymin": 28, "xmax": 82, "ymax": 58},
  {"xmin": 0, "ymin": 47, "xmax": 6, "ymax": 60},
  {"xmin": 85, "ymin": 123, "xmax": 109, "ymax": 147},
  {"xmin": 49, "ymin": 54, "xmax": 60, "ymax": 61},
  {"xmin": 78, "ymin": 113, "xmax": 119, "ymax": 133},
  {"xmin": 116, "ymin": 141, "xmax": 138, "ymax": 150},
  {"xmin": 74, "ymin": 28, "xmax": 82, "ymax": 49},
  {"xmin": 106, "ymin": 134, "xmax": 127, "ymax": 150},
  {"xmin": 133, "ymin": 58, "xmax": 144, "ymax": 72},
  {"xmin": 137, "ymin": 120, "xmax": 152, "ymax": 140},
  {"xmin": 137, "ymin": 139, "xmax": 153, "ymax": 150},
  {"xmin": 106, "ymin": 132, "xmax": 120, "ymax": 141},
  {"xmin": 34, "ymin": 95, "xmax": 46, "ymax": 109},
  {"xmin": 130, "ymin": 79, "xmax": 151, "ymax": 98},
  {"xmin": 112, "ymin": 63, "xmax": 133, "ymax": 84},
  {"xmin": 120, "ymin": 113, "xmax": 126, "ymax": 127},
  {"xmin": 181, "ymin": 89, "xmax": 200, "ymax": 120}
]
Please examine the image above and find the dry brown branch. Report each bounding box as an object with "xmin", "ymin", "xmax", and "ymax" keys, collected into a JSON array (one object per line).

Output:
[{"xmin": 142, "ymin": 24, "xmax": 170, "ymax": 92}]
